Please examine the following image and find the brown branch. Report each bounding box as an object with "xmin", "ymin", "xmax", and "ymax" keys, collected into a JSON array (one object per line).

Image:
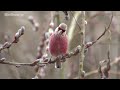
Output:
[
  {"xmin": 0, "ymin": 58, "xmax": 40, "ymax": 67},
  {"xmin": 62, "ymin": 11, "xmax": 69, "ymax": 20},
  {"xmin": 85, "ymin": 56, "xmax": 120, "ymax": 78},
  {"xmin": 78, "ymin": 11, "xmax": 86, "ymax": 79},
  {"xmin": 98, "ymin": 17, "xmax": 112, "ymax": 79},
  {"xmin": 74, "ymin": 57, "xmax": 120, "ymax": 79},
  {"xmin": 98, "ymin": 59, "xmax": 110, "ymax": 79},
  {"xmin": 85, "ymin": 12, "xmax": 113, "ymax": 49},
  {"xmin": 109, "ymin": 71, "xmax": 120, "ymax": 75},
  {"xmin": 70, "ymin": 11, "xmax": 81, "ymax": 30},
  {"xmin": 0, "ymin": 45, "xmax": 81, "ymax": 67}
]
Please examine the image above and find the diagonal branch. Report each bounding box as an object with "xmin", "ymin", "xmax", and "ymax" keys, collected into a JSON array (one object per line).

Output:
[
  {"xmin": 70, "ymin": 11, "xmax": 81, "ymax": 30},
  {"xmin": 0, "ymin": 26, "xmax": 25, "ymax": 52},
  {"xmin": 85, "ymin": 12, "xmax": 113, "ymax": 49}
]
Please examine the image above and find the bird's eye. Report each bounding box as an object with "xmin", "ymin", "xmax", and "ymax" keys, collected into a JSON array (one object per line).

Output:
[{"xmin": 58, "ymin": 27, "xmax": 66, "ymax": 32}]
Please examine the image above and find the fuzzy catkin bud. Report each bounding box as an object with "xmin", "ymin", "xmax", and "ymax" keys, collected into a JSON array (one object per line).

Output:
[
  {"xmin": 85, "ymin": 42, "xmax": 93, "ymax": 48},
  {"xmin": 32, "ymin": 76, "xmax": 38, "ymax": 79},
  {"xmin": 45, "ymin": 32, "xmax": 50, "ymax": 39},
  {"xmin": 28, "ymin": 16, "xmax": 34, "ymax": 25},
  {"xmin": 15, "ymin": 26, "xmax": 25, "ymax": 38},
  {"xmin": 49, "ymin": 21, "xmax": 54, "ymax": 28},
  {"xmin": 48, "ymin": 28, "xmax": 54, "ymax": 36},
  {"xmin": 34, "ymin": 23, "xmax": 39, "ymax": 31},
  {"xmin": 13, "ymin": 26, "xmax": 25, "ymax": 43},
  {"xmin": 0, "ymin": 58, "xmax": 6, "ymax": 62},
  {"xmin": 3, "ymin": 42, "xmax": 11, "ymax": 49},
  {"xmin": 42, "ymin": 54, "xmax": 48, "ymax": 60},
  {"xmin": 46, "ymin": 46, "xmax": 49, "ymax": 52},
  {"xmin": 16, "ymin": 65, "xmax": 21, "ymax": 68},
  {"xmin": 20, "ymin": 26, "xmax": 25, "ymax": 35}
]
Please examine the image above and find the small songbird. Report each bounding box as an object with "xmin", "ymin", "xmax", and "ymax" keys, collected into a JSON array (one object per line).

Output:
[{"xmin": 49, "ymin": 23, "xmax": 68, "ymax": 68}]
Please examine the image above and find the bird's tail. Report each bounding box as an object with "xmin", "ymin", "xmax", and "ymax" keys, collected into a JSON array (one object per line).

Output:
[{"xmin": 55, "ymin": 60, "xmax": 61, "ymax": 68}]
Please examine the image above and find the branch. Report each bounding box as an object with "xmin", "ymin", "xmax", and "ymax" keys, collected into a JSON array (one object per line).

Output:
[
  {"xmin": 78, "ymin": 11, "xmax": 86, "ymax": 79},
  {"xmin": 0, "ymin": 45, "xmax": 81, "ymax": 67},
  {"xmin": 85, "ymin": 12, "xmax": 113, "ymax": 49},
  {"xmin": 0, "ymin": 58, "xmax": 39, "ymax": 67},
  {"xmin": 74, "ymin": 56, "xmax": 120, "ymax": 79},
  {"xmin": 98, "ymin": 16, "xmax": 112, "ymax": 79},
  {"xmin": 86, "ymin": 57, "xmax": 120, "ymax": 77},
  {"xmin": 62, "ymin": 11, "xmax": 69, "ymax": 20},
  {"xmin": 34, "ymin": 12, "xmax": 55, "ymax": 79},
  {"xmin": 70, "ymin": 11, "xmax": 81, "ymax": 31},
  {"xmin": 0, "ymin": 26, "xmax": 25, "ymax": 52},
  {"xmin": 68, "ymin": 11, "xmax": 81, "ymax": 43}
]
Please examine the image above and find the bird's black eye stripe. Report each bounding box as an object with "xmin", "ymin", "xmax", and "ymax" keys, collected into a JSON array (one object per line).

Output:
[{"xmin": 58, "ymin": 27, "xmax": 66, "ymax": 32}]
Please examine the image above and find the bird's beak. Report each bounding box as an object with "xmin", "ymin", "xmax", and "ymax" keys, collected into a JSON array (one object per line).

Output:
[
  {"xmin": 58, "ymin": 27, "xmax": 66, "ymax": 35},
  {"xmin": 58, "ymin": 30, "xmax": 63, "ymax": 35},
  {"xmin": 58, "ymin": 30, "xmax": 66, "ymax": 35}
]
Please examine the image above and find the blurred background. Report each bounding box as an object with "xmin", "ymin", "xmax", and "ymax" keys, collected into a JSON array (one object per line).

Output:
[{"xmin": 0, "ymin": 11, "xmax": 120, "ymax": 79}]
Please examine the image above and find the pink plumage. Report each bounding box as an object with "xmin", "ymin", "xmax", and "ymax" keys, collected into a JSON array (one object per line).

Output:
[
  {"xmin": 49, "ymin": 31, "xmax": 68, "ymax": 56},
  {"xmin": 49, "ymin": 23, "xmax": 68, "ymax": 68}
]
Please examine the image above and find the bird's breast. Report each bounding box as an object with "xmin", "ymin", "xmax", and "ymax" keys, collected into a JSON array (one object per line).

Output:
[{"xmin": 49, "ymin": 33, "xmax": 68, "ymax": 56}]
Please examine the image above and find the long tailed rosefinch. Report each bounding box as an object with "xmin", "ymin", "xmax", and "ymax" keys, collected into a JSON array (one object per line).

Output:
[{"xmin": 49, "ymin": 23, "xmax": 68, "ymax": 68}]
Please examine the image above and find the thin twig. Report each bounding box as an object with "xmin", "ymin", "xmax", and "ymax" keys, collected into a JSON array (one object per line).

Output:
[
  {"xmin": 98, "ymin": 14, "xmax": 112, "ymax": 79},
  {"xmin": 62, "ymin": 11, "xmax": 69, "ymax": 20},
  {"xmin": 0, "ymin": 58, "xmax": 39, "ymax": 67},
  {"xmin": 74, "ymin": 56, "xmax": 120, "ymax": 79},
  {"xmin": 85, "ymin": 12, "xmax": 113, "ymax": 49},
  {"xmin": 70, "ymin": 11, "xmax": 81, "ymax": 30},
  {"xmin": 68, "ymin": 11, "xmax": 81, "ymax": 43}
]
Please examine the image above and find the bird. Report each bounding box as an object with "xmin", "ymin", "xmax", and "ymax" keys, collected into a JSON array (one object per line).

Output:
[{"xmin": 49, "ymin": 23, "xmax": 68, "ymax": 68}]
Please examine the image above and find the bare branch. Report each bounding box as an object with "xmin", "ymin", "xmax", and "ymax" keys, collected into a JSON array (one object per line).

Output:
[
  {"xmin": 62, "ymin": 11, "xmax": 69, "ymax": 20},
  {"xmin": 0, "ymin": 58, "xmax": 39, "ymax": 67},
  {"xmin": 0, "ymin": 45, "xmax": 81, "ymax": 67},
  {"xmin": 85, "ymin": 12, "xmax": 113, "ymax": 49},
  {"xmin": 70, "ymin": 11, "xmax": 81, "ymax": 30},
  {"xmin": 74, "ymin": 56, "xmax": 120, "ymax": 79},
  {"xmin": 78, "ymin": 11, "xmax": 86, "ymax": 79},
  {"xmin": 98, "ymin": 17, "xmax": 112, "ymax": 79}
]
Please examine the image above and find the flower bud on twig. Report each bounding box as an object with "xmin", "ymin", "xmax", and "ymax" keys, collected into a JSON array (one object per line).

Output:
[{"xmin": 13, "ymin": 26, "xmax": 25, "ymax": 43}]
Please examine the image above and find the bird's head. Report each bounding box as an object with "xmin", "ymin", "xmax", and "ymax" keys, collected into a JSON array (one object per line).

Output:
[{"xmin": 55, "ymin": 23, "xmax": 67, "ymax": 35}]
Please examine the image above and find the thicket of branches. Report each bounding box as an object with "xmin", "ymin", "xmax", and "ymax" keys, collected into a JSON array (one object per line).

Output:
[{"xmin": 0, "ymin": 11, "xmax": 120, "ymax": 79}]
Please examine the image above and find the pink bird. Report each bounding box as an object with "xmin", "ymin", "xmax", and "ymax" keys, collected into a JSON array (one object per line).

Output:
[{"xmin": 49, "ymin": 23, "xmax": 68, "ymax": 68}]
